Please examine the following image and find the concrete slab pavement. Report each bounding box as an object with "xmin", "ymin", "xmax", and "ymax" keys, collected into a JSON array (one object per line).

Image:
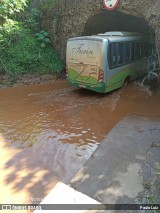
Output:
[
  {"xmin": 34, "ymin": 115, "xmax": 160, "ymax": 212},
  {"xmin": 70, "ymin": 115, "xmax": 160, "ymax": 205},
  {"xmin": 33, "ymin": 181, "xmax": 103, "ymax": 213}
]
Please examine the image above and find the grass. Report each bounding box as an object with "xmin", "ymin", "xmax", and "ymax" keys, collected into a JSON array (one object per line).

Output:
[
  {"xmin": 0, "ymin": 31, "xmax": 64, "ymax": 76},
  {"xmin": 145, "ymin": 169, "xmax": 160, "ymax": 213},
  {"xmin": 0, "ymin": 10, "xmax": 64, "ymax": 78}
]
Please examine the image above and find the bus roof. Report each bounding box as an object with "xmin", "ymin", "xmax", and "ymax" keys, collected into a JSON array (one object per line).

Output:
[
  {"xmin": 68, "ymin": 32, "xmax": 153, "ymax": 43},
  {"xmin": 68, "ymin": 35, "xmax": 142, "ymax": 42},
  {"xmin": 99, "ymin": 31, "xmax": 141, "ymax": 36}
]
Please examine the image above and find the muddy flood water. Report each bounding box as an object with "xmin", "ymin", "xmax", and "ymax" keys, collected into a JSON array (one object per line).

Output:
[{"xmin": 0, "ymin": 80, "xmax": 160, "ymax": 208}]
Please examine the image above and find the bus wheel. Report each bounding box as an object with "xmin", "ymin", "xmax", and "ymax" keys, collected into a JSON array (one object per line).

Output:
[{"xmin": 123, "ymin": 77, "xmax": 130, "ymax": 88}]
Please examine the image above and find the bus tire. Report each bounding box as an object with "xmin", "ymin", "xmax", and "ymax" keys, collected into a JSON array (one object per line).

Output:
[{"xmin": 123, "ymin": 77, "xmax": 130, "ymax": 88}]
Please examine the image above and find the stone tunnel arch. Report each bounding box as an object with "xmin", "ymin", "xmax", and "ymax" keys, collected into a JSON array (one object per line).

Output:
[
  {"xmin": 82, "ymin": 10, "xmax": 153, "ymax": 37},
  {"xmin": 41, "ymin": 0, "xmax": 160, "ymax": 64}
]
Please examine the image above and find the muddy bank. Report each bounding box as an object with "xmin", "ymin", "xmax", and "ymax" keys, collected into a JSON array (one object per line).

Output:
[{"xmin": 0, "ymin": 73, "xmax": 66, "ymax": 88}]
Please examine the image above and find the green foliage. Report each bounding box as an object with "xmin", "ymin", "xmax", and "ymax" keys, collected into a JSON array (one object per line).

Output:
[
  {"xmin": 143, "ymin": 182, "xmax": 151, "ymax": 190},
  {"xmin": 0, "ymin": 19, "xmax": 28, "ymax": 50},
  {"xmin": 35, "ymin": 30, "xmax": 51, "ymax": 48},
  {"xmin": 0, "ymin": 0, "xmax": 28, "ymax": 20},
  {"xmin": 0, "ymin": 28, "xmax": 64, "ymax": 75},
  {"xmin": 155, "ymin": 169, "xmax": 160, "ymax": 189},
  {"xmin": 32, "ymin": 0, "xmax": 58, "ymax": 12},
  {"xmin": 145, "ymin": 169, "xmax": 160, "ymax": 213},
  {"xmin": 146, "ymin": 195, "xmax": 160, "ymax": 213},
  {"xmin": 23, "ymin": 8, "xmax": 40, "ymax": 30},
  {"xmin": 0, "ymin": 0, "xmax": 64, "ymax": 77}
]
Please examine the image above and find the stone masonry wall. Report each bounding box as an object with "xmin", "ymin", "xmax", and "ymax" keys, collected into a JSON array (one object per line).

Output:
[{"xmin": 39, "ymin": 0, "xmax": 160, "ymax": 62}]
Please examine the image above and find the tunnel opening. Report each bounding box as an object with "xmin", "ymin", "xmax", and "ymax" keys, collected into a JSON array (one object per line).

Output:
[
  {"xmin": 82, "ymin": 10, "xmax": 153, "ymax": 36},
  {"xmin": 81, "ymin": 10, "xmax": 160, "ymax": 90}
]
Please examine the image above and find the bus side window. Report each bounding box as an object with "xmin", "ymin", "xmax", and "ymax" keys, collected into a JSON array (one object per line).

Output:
[
  {"xmin": 123, "ymin": 42, "xmax": 131, "ymax": 63},
  {"xmin": 135, "ymin": 42, "xmax": 141, "ymax": 60},
  {"xmin": 142, "ymin": 42, "xmax": 150, "ymax": 57},
  {"xmin": 117, "ymin": 43, "xmax": 123, "ymax": 65},
  {"xmin": 131, "ymin": 42, "xmax": 135, "ymax": 61},
  {"xmin": 142, "ymin": 42, "xmax": 147, "ymax": 57},
  {"xmin": 109, "ymin": 43, "xmax": 117, "ymax": 68}
]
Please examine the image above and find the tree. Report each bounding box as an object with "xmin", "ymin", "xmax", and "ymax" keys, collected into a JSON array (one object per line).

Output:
[{"xmin": 0, "ymin": 0, "xmax": 28, "ymax": 21}]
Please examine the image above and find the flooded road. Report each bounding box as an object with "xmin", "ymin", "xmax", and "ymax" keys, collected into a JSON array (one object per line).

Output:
[{"xmin": 0, "ymin": 80, "xmax": 160, "ymax": 207}]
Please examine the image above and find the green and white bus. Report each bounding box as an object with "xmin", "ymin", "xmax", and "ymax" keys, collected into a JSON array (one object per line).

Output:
[{"xmin": 66, "ymin": 31, "xmax": 158, "ymax": 93}]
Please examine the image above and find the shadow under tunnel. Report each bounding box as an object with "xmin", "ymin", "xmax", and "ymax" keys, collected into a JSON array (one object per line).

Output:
[{"xmin": 82, "ymin": 10, "xmax": 153, "ymax": 36}]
